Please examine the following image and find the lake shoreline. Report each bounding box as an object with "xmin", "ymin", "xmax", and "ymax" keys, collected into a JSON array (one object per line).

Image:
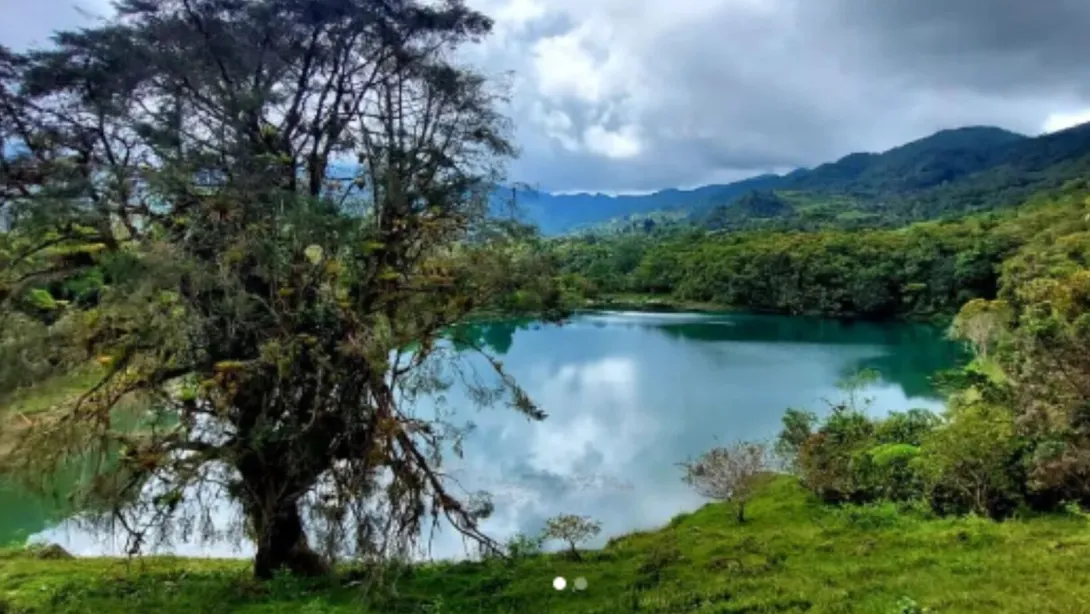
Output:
[
  {"xmin": 3, "ymin": 311, "xmax": 961, "ymax": 561},
  {"xmin": 5, "ymin": 476, "xmax": 1090, "ymax": 612},
  {"xmin": 582, "ymin": 293, "xmax": 954, "ymax": 326}
]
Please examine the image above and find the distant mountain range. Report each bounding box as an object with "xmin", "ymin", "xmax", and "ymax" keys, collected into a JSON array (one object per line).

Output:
[{"xmin": 499, "ymin": 122, "xmax": 1090, "ymax": 235}]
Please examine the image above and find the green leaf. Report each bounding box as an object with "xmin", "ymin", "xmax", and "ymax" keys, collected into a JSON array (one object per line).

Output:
[
  {"xmin": 26, "ymin": 288, "xmax": 58, "ymax": 310},
  {"xmin": 304, "ymin": 244, "xmax": 324, "ymax": 265}
]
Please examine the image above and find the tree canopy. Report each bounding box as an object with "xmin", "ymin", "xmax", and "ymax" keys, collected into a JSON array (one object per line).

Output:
[{"xmin": 0, "ymin": 0, "xmax": 564, "ymax": 579}]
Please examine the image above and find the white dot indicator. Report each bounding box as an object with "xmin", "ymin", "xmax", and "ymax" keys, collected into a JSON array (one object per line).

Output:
[
  {"xmin": 552, "ymin": 576, "xmax": 567, "ymax": 591},
  {"xmin": 574, "ymin": 577, "xmax": 588, "ymax": 591}
]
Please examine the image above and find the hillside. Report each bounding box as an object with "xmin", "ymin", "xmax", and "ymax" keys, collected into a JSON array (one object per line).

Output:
[
  {"xmin": 512, "ymin": 122, "xmax": 1090, "ymax": 235},
  {"xmin": 785, "ymin": 126, "xmax": 1027, "ymax": 193},
  {"xmin": 496, "ymin": 174, "xmax": 783, "ymax": 235},
  {"xmin": 5, "ymin": 476, "xmax": 1090, "ymax": 613}
]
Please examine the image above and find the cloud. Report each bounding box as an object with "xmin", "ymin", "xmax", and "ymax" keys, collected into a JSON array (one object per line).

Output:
[
  {"xmin": 1044, "ymin": 109, "xmax": 1090, "ymax": 134},
  {"xmin": 9, "ymin": 0, "xmax": 1090, "ymax": 193},
  {"xmin": 462, "ymin": 0, "xmax": 1090, "ymax": 192}
]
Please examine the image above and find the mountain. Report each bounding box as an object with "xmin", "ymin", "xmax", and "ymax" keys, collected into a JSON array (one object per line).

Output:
[
  {"xmin": 496, "ymin": 174, "xmax": 782, "ymax": 235},
  {"xmin": 785, "ymin": 126, "xmax": 1027, "ymax": 193},
  {"xmin": 510, "ymin": 122, "xmax": 1090, "ymax": 235},
  {"xmin": 699, "ymin": 190, "xmax": 795, "ymax": 231}
]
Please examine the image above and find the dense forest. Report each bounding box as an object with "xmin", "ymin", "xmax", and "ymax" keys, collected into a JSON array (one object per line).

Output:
[{"xmin": 549, "ymin": 179, "xmax": 1090, "ymax": 319}]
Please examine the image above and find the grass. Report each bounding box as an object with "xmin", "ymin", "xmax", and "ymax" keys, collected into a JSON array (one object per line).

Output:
[{"xmin": 4, "ymin": 476, "xmax": 1090, "ymax": 613}]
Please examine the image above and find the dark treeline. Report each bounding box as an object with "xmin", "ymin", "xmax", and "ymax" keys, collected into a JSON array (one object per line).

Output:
[{"xmin": 549, "ymin": 180, "xmax": 1090, "ymax": 319}]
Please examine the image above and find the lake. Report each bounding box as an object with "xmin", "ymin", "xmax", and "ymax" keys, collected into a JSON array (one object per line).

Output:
[{"xmin": 0, "ymin": 311, "xmax": 964, "ymax": 559}]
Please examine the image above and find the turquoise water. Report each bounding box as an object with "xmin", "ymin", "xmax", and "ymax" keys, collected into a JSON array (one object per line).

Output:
[{"xmin": 3, "ymin": 311, "xmax": 964, "ymax": 559}]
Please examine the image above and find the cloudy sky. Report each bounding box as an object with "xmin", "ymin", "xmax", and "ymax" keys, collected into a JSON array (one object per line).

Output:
[{"xmin": 5, "ymin": 0, "xmax": 1090, "ymax": 193}]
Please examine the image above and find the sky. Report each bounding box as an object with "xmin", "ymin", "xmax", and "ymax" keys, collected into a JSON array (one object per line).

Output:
[{"xmin": 5, "ymin": 0, "xmax": 1090, "ymax": 194}]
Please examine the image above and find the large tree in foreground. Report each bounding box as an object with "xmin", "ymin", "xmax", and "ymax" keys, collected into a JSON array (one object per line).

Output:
[{"xmin": 0, "ymin": 0, "xmax": 562, "ymax": 578}]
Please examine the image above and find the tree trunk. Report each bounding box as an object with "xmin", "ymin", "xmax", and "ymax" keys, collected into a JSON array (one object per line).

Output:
[
  {"xmin": 250, "ymin": 500, "xmax": 330, "ymax": 580},
  {"xmin": 736, "ymin": 500, "xmax": 746, "ymax": 524}
]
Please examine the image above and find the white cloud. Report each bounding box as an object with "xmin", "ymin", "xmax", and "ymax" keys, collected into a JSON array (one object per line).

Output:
[
  {"xmin": 1042, "ymin": 108, "xmax": 1090, "ymax": 134},
  {"xmin": 526, "ymin": 357, "xmax": 649, "ymax": 474},
  {"xmin": 464, "ymin": 0, "xmax": 1090, "ymax": 192},
  {"xmin": 531, "ymin": 30, "xmax": 609, "ymax": 104},
  {"xmin": 493, "ymin": 0, "xmax": 547, "ymax": 30},
  {"xmin": 10, "ymin": 0, "xmax": 1090, "ymax": 192},
  {"xmin": 584, "ymin": 124, "xmax": 642, "ymax": 158}
]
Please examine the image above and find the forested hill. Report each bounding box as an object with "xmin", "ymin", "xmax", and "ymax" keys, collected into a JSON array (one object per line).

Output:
[
  {"xmin": 493, "ymin": 173, "xmax": 783, "ymax": 235},
  {"xmin": 508, "ymin": 122, "xmax": 1090, "ymax": 235}
]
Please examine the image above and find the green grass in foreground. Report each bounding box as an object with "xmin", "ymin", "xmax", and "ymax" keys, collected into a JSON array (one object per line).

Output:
[{"xmin": 4, "ymin": 476, "xmax": 1090, "ymax": 613}]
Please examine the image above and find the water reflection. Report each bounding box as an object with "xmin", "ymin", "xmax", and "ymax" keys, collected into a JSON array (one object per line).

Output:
[{"xmin": 22, "ymin": 311, "xmax": 963, "ymax": 560}]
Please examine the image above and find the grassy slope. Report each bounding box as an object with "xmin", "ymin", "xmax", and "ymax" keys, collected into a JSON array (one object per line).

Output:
[{"xmin": 4, "ymin": 477, "xmax": 1090, "ymax": 613}]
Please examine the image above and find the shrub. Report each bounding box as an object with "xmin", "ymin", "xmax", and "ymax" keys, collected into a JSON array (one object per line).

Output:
[
  {"xmin": 795, "ymin": 408, "xmax": 877, "ymax": 503},
  {"xmin": 865, "ymin": 443, "xmax": 926, "ymax": 501},
  {"xmin": 782, "ymin": 404, "xmax": 937, "ymax": 505},
  {"xmin": 876, "ymin": 409, "xmax": 940, "ymax": 446},
  {"xmin": 504, "ymin": 532, "xmax": 544, "ymax": 559},
  {"xmin": 916, "ymin": 402, "xmax": 1026, "ymax": 517},
  {"xmin": 775, "ymin": 408, "xmax": 817, "ymax": 471}
]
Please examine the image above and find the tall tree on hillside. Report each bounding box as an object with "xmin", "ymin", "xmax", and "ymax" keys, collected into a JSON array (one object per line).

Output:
[{"xmin": 0, "ymin": 0, "xmax": 561, "ymax": 579}]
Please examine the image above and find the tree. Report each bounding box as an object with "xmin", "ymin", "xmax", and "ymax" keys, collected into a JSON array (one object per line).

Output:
[
  {"xmin": 679, "ymin": 441, "xmax": 771, "ymax": 523},
  {"xmin": 541, "ymin": 514, "xmax": 601, "ymax": 559},
  {"xmin": 774, "ymin": 408, "xmax": 817, "ymax": 472},
  {"xmin": 0, "ymin": 0, "xmax": 564, "ymax": 579},
  {"xmin": 949, "ymin": 298, "xmax": 1012, "ymax": 358}
]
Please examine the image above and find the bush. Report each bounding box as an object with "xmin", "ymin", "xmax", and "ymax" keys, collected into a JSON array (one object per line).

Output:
[
  {"xmin": 781, "ymin": 404, "xmax": 937, "ymax": 505},
  {"xmin": 795, "ymin": 407, "xmax": 878, "ymax": 503},
  {"xmin": 865, "ymin": 443, "xmax": 926, "ymax": 501},
  {"xmin": 775, "ymin": 408, "xmax": 817, "ymax": 471},
  {"xmin": 876, "ymin": 409, "xmax": 941, "ymax": 446},
  {"xmin": 916, "ymin": 402, "xmax": 1026, "ymax": 518},
  {"xmin": 504, "ymin": 532, "xmax": 544, "ymax": 559}
]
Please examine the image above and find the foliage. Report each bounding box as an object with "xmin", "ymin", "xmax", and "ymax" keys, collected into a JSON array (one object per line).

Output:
[
  {"xmin": 540, "ymin": 514, "xmax": 601, "ymax": 559},
  {"xmin": 778, "ymin": 382, "xmax": 942, "ymax": 506},
  {"xmin": 550, "ymin": 200, "xmax": 1052, "ymax": 318},
  {"xmin": 915, "ymin": 403, "xmax": 1026, "ymax": 518},
  {"xmin": 774, "ymin": 408, "xmax": 817, "ymax": 472},
  {"xmin": 679, "ymin": 440, "xmax": 772, "ymax": 523},
  {"xmin": 763, "ymin": 184, "xmax": 1090, "ymax": 521},
  {"xmin": 502, "ymin": 532, "xmax": 544, "ymax": 560},
  {"xmin": 550, "ymin": 182, "xmax": 1090, "ymax": 320},
  {"xmin": 6, "ymin": 477, "xmax": 1090, "ymax": 613},
  {"xmin": 0, "ymin": 0, "xmax": 568, "ymax": 580}
]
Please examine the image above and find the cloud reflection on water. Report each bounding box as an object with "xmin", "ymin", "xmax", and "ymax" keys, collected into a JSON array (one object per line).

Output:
[{"xmin": 32, "ymin": 312, "xmax": 959, "ymax": 560}]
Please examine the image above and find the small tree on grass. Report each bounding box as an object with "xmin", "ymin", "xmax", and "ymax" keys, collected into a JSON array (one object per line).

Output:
[
  {"xmin": 680, "ymin": 441, "xmax": 772, "ymax": 523},
  {"xmin": 542, "ymin": 514, "xmax": 601, "ymax": 560}
]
